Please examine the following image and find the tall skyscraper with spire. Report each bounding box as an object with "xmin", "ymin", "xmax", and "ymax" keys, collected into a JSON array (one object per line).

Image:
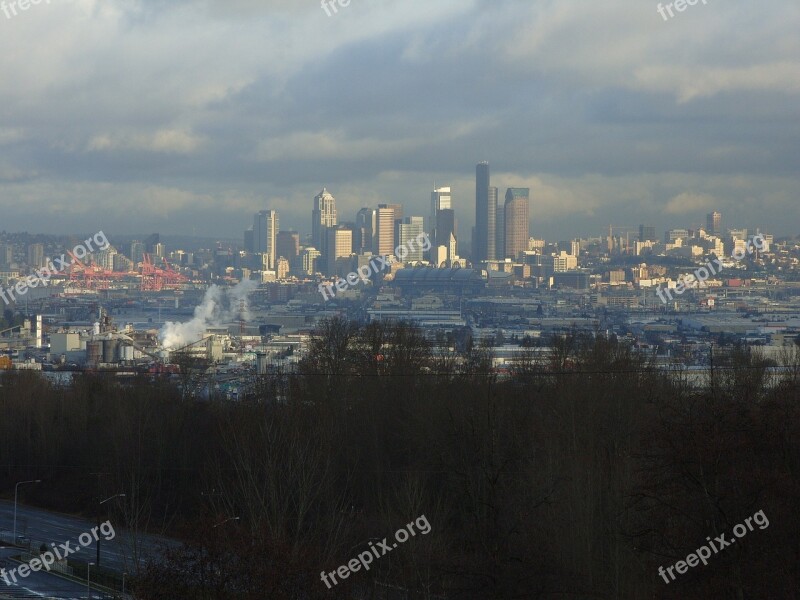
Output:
[
  {"xmin": 312, "ymin": 188, "xmax": 337, "ymax": 252},
  {"xmin": 474, "ymin": 162, "xmax": 496, "ymax": 263},
  {"xmin": 253, "ymin": 209, "xmax": 279, "ymax": 270}
]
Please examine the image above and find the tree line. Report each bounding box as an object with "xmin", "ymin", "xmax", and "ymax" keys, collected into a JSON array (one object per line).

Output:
[{"xmin": 0, "ymin": 318, "xmax": 798, "ymax": 598}]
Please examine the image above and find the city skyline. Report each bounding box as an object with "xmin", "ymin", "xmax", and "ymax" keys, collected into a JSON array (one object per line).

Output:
[{"xmin": 0, "ymin": 3, "xmax": 797, "ymax": 599}]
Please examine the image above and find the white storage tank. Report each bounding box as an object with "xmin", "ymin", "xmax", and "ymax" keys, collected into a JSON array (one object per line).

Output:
[{"xmin": 121, "ymin": 345, "xmax": 135, "ymax": 361}]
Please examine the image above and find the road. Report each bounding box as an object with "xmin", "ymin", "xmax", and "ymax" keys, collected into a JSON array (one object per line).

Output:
[
  {"xmin": 1, "ymin": 549, "xmax": 110, "ymax": 599},
  {"xmin": 0, "ymin": 499, "xmax": 174, "ymax": 576}
]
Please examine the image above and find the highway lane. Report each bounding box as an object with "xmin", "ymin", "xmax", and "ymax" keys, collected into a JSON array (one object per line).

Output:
[
  {"xmin": 0, "ymin": 549, "xmax": 98, "ymax": 599},
  {"xmin": 0, "ymin": 500, "xmax": 174, "ymax": 576}
]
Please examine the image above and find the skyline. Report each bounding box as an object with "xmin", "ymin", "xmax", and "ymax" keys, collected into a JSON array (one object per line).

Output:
[
  {"xmin": 0, "ymin": 0, "xmax": 797, "ymax": 239},
  {"xmin": 1, "ymin": 3, "xmax": 798, "ymax": 599}
]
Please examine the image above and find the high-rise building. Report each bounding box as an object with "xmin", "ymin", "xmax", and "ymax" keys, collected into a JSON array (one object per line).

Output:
[
  {"xmin": 312, "ymin": 188, "xmax": 337, "ymax": 252},
  {"xmin": 145, "ymin": 234, "xmax": 160, "ymax": 252},
  {"xmin": 96, "ymin": 248, "xmax": 117, "ymax": 270},
  {"xmin": 129, "ymin": 241, "xmax": 145, "ymax": 266},
  {"xmin": 301, "ymin": 247, "xmax": 321, "ymax": 276},
  {"xmin": 276, "ymin": 231, "xmax": 300, "ymax": 260},
  {"xmin": 504, "ymin": 188, "xmax": 529, "ymax": 260},
  {"xmin": 254, "ymin": 209, "xmax": 279, "ymax": 270},
  {"xmin": 326, "ymin": 226, "xmax": 353, "ymax": 276},
  {"xmin": 665, "ymin": 229, "xmax": 690, "ymax": 243},
  {"xmin": 435, "ymin": 209, "xmax": 456, "ymax": 259},
  {"xmin": 376, "ymin": 205, "xmax": 398, "ymax": 256},
  {"xmin": 396, "ymin": 216, "xmax": 425, "ymax": 262},
  {"xmin": 448, "ymin": 232, "xmax": 457, "ymax": 264},
  {"xmin": 474, "ymin": 162, "xmax": 496, "ymax": 263},
  {"xmin": 355, "ymin": 208, "xmax": 376, "ymax": 254},
  {"xmin": 243, "ymin": 228, "xmax": 254, "ymax": 253},
  {"xmin": 385, "ymin": 203, "xmax": 403, "ymax": 222},
  {"xmin": 276, "ymin": 257, "xmax": 290, "ymax": 280},
  {"xmin": 639, "ymin": 225, "xmax": 657, "ymax": 242},
  {"xmin": 495, "ymin": 204, "xmax": 505, "ymax": 259},
  {"xmin": 114, "ymin": 254, "xmax": 133, "ymax": 272},
  {"xmin": 27, "ymin": 243, "xmax": 44, "ymax": 269},
  {"xmin": 706, "ymin": 211, "xmax": 722, "ymax": 236},
  {"xmin": 430, "ymin": 186, "xmax": 452, "ymax": 240},
  {"xmin": 0, "ymin": 243, "xmax": 14, "ymax": 268}
]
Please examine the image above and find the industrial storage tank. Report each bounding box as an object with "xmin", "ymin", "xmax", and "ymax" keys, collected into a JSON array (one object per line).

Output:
[
  {"xmin": 120, "ymin": 345, "xmax": 135, "ymax": 361},
  {"xmin": 102, "ymin": 339, "xmax": 119, "ymax": 363},
  {"xmin": 87, "ymin": 341, "xmax": 102, "ymax": 365}
]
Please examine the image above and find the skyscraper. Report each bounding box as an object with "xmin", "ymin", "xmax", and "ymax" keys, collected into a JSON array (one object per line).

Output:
[
  {"xmin": 504, "ymin": 188, "xmax": 529, "ymax": 260},
  {"xmin": 254, "ymin": 209, "xmax": 279, "ymax": 270},
  {"xmin": 706, "ymin": 211, "xmax": 722, "ymax": 236},
  {"xmin": 474, "ymin": 162, "xmax": 496, "ymax": 263},
  {"xmin": 312, "ymin": 188, "xmax": 337, "ymax": 252},
  {"xmin": 301, "ymin": 247, "xmax": 321, "ymax": 276},
  {"xmin": 488, "ymin": 186, "xmax": 497, "ymax": 258},
  {"xmin": 129, "ymin": 241, "xmax": 145, "ymax": 266},
  {"xmin": 325, "ymin": 226, "xmax": 353, "ymax": 276},
  {"xmin": 276, "ymin": 231, "xmax": 300, "ymax": 260},
  {"xmin": 495, "ymin": 203, "xmax": 505, "ymax": 259},
  {"xmin": 396, "ymin": 216, "xmax": 425, "ymax": 262},
  {"xmin": 0, "ymin": 243, "xmax": 13, "ymax": 268},
  {"xmin": 28, "ymin": 243, "xmax": 44, "ymax": 269},
  {"xmin": 376, "ymin": 204, "xmax": 398, "ymax": 256},
  {"xmin": 385, "ymin": 203, "xmax": 403, "ymax": 222},
  {"xmin": 639, "ymin": 225, "xmax": 657, "ymax": 242},
  {"xmin": 355, "ymin": 208, "xmax": 376, "ymax": 253},
  {"xmin": 435, "ymin": 209, "xmax": 456, "ymax": 260},
  {"xmin": 431, "ymin": 186, "xmax": 452, "ymax": 244}
]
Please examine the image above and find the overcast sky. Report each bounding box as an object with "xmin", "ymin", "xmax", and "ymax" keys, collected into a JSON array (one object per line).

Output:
[{"xmin": 0, "ymin": 0, "xmax": 798, "ymax": 244}]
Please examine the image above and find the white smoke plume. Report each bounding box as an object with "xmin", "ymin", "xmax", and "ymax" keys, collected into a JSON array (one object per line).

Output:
[{"xmin": 160, "ymin": 279, "xmax": 258, "ymax": 350}]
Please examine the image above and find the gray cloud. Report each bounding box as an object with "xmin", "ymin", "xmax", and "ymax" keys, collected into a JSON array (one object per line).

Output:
[{"xmin": 0, "ymin": 0, "xmax": 797, "ymax": 241}]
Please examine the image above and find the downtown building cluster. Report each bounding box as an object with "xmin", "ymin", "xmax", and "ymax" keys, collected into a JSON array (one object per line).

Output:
[
  {"xmin": 239, "ymin": 185, "xmax": 454, "ymax": 285},
  {"xmin": 237, "ymin": 162, "xmax": 532, "ymax": 287}
]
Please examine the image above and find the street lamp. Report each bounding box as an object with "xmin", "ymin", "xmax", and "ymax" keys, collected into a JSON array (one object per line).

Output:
[
  {"xmin": 13, "ymin": 479, "xmax": 41, "ymax": 544},
  {"xmin": 97, "ymin": 493, "xmax": 125, "ymax": 566},
  {"xmin": 87, "ymin": 562, "xmax": 95, "ymax": 600},
  {"xmin": 122, "ymin": 571, "xmax": 127, "ymax": 597},
  {"xmin": 212, "ymin": 516, "xmax": 239, "ymax": 528}
]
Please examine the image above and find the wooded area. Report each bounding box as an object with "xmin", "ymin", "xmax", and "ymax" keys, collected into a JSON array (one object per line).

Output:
[{"xmin": 1, "ymin": 319, "xmax": 798, "ymax": 598}]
